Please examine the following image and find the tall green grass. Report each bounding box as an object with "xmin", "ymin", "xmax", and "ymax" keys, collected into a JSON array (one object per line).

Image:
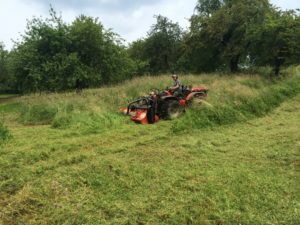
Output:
[
  {"xmin": 172, "ymin": 73, "xmax": 300, "ymax": 132},
  {"xmin": 11, "ymin": 66, "xmax": 300, "ymax": 133},
  {"xmin": 52, "ymin": 111, "xmax": 126, "ymax": 134},
  {"xmin": 0, "ymin": 121, "xmax": 11, "ymax": 143},
  {"xmin": 19, "ymin": 104, "xmax": 58, "ymax": 125}
]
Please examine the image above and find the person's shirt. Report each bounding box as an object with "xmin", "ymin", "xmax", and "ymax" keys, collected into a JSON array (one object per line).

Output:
[{"xmin": 173, "ymin": 79, "xmax": 181, "ymax": 89}]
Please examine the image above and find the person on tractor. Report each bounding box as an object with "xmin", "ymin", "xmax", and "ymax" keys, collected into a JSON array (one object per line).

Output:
[{"xmin": 170, "ymin": 74, "xmax": 182, "ymax": 97}]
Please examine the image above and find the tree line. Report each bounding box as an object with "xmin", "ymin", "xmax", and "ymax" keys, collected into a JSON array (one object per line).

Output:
[{"xmin": 0, "ymin": 0, "xmax": 299, "ymax": 93}]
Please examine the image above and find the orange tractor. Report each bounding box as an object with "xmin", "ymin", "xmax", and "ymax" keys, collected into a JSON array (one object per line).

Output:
[{"xmin": 121, "ymin": 86, "xmax": 208, "ymax": 124}]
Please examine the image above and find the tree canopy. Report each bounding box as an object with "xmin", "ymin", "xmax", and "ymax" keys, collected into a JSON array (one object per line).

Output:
[
  {"xmin": 7, "ymin": 8, "xmax": 136, "ymax": 93},
  {"xmin": 128, "ymin": 15, "xmax": 184, "ymax": 74},
  {"xmin": 248, "ymin": 8, "xmax": 300, "ymax": 75}
]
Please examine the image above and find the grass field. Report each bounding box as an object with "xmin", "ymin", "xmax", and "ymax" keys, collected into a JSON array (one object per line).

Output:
[{"xmin": 0, "ymin": 68, "xmax": 299, "ymax": 224}]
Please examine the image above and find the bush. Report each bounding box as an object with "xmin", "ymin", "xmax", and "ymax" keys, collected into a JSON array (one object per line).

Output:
[{"xmin": 19, "ymin": 104, "xmax": 57, "ymax": 125}]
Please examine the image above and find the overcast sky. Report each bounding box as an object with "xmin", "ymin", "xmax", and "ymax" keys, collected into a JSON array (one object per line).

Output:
[{"xmin": 0, "ymin": 0, "xmax": 299, "ymax": 50}]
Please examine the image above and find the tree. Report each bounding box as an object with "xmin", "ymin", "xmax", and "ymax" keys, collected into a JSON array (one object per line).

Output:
[
  {"xmin": 143, "ymin": 15, "xmax": 184, "ymax": 74},
  {"xmin": 68, "ymin": 15, "xmax": 107, "ymax": 87},
  {"xmin": 10, "ymin": 7, "xmax": 136, "ymax": 93},
  {"xmin": 127, "ymin": 39, "xmax": 150, "ymax": 75},
  {"xmin": 182, "ymin": 13, "xmax": 225, "ymax": 73},
  {"xmin": 195, "ymin": 0, "xmax": 223, "ymax": 17},
  {"xmin": 69, "ymin": 15, "xmax": 136, "ymax": 85},
  {"xmin": 0, "ymin": 43, "xmax": 9, "ymax": 91},
  {"xmin": 189, "ymin": 0, "xmax": 271, "ymax": 72},
  {"xmin": 249, "ymin": 8, "xmax": 300, "ymax": 76},
  {"xmin": 10, "ymin": 7, "xmax": 74, "ymax": 92}
]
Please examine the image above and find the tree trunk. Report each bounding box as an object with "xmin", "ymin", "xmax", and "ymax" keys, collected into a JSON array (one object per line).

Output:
[
  {"xmin": 274, "ymin": 63, "xmax": 280, "ymax": 77},
  {"xmin": 230, "ymin": 55, "xmax": 239, "ymax": 73},
  {"xmin": 274, "ymin": 57, "xmax": 284, "ymax": 77}
]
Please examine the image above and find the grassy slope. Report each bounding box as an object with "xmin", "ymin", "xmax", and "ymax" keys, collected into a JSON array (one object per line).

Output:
[{"xmin": 0, "ymin": 71, "xmax": 299, "ymax": 224}]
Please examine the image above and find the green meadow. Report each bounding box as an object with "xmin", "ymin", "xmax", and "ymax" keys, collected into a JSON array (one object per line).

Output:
[{"xmin": 0, "ymin": 67, "xmax": 299, "ymax": 224}]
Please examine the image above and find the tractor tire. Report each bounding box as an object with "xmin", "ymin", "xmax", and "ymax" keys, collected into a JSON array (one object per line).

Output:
[{"xmin": 165, "ymin": 100, "xmax": 184, "ymax": 119}]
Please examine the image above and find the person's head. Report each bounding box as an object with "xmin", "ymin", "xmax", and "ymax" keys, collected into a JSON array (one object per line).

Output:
[{"xmin": 171, "ymin": 74, "xmax": 178, "ymax": 81}]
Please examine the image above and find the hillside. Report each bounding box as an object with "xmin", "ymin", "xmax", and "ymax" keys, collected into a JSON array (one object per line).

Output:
[{"xmin": 0, "ymin": 69, "xmax": 300, "ymax": 224}]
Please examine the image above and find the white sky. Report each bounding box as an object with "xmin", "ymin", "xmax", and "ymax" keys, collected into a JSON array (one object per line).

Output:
[{"xmin": 0, "ymin": 0, "xmax": 299, "ymax": 50}]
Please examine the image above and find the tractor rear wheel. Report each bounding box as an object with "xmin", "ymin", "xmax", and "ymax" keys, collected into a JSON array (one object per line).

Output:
[{"xmin": 166, "ymin": 100, "xmax": 184, "ymax": 119}]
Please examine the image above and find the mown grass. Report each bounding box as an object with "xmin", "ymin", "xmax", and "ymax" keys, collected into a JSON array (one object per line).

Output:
[{"xmin": 0, "ymin": 67, "xmax": 299, "ymax": 224}]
